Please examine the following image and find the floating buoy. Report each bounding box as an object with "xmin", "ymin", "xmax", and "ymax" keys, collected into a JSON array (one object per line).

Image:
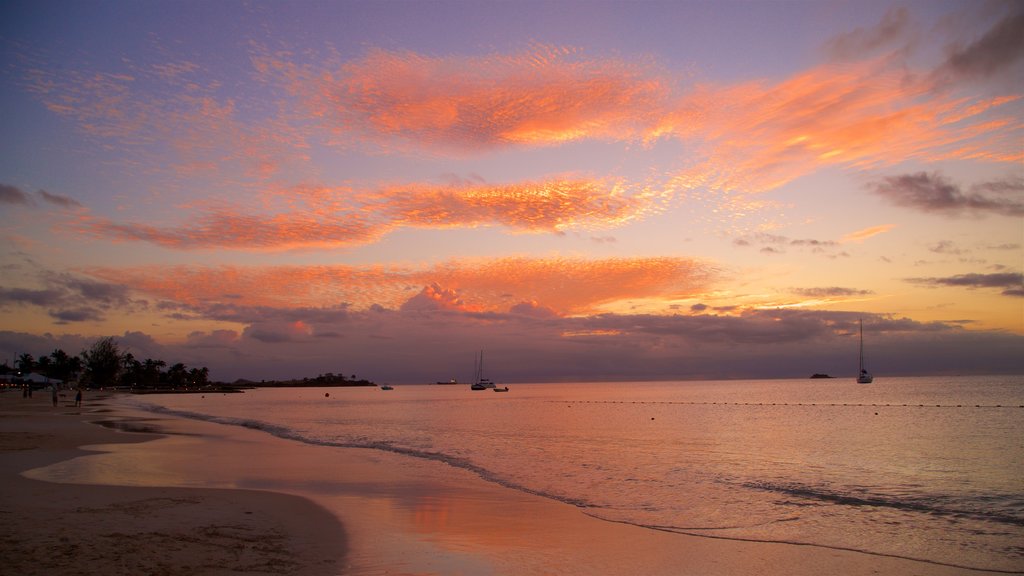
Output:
[{"xmin": 325, "ymin": 392, "xmax": 330, "ymax": 397}]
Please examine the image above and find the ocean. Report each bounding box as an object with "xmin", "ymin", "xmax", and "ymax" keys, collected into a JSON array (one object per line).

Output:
[{"xmin": 128, "ymin": 376, "xmax": 1024, "ymax": 573}]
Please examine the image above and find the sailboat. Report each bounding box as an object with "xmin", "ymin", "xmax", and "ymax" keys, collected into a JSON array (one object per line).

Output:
[
  {"xmin": 857, "ymin": 319, "xmax": 873, "ymax": 384},
  {"xmin": 470, "ymin": 351, "xmax": 497, "ymax": 390}
]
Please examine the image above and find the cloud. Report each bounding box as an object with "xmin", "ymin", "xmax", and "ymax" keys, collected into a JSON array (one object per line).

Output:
[
  {"xmin": 1, "ymin": 184, "xmax": 82, "ymax": 212},
  {"xmin": 869, "ymin": 172, "xmax": 1024, "ymax": 217},
  {"xmin": 905, "ymin": 272, "xmax": 1024, "ymax": 296},
  {"xmin": 733, "ymin": 232, "xmax": 841, "ymax": 254},
  {"xmin": 0, "ymin": 267, "xmax": 138, "ymax": 323},
  {"xmin": 0, "ymin": 287, "xmax": 64, "ymax": 306},
  {"xmin": 931, "ymin": 7, "xmax": 1024, "ymax": 86},
  {"xmin": 49, "ymin": 307, "xmax": 105, "ymax": 323},
  {"xmin": 276, "ymin": 45, "xmax": 671, "ymax": 151},
  {"xmin": 0, "ymin": 184, "xmax": 32, "ymax": 205},
  {"xmin": 81, "ymin": 177, "xmax": 664, "ymax": 251},
  {"xmin": 84, "ymin": 256, "xmax": 716, "ymax": 318},
  {"xmin": 792, "ymin": 287, "xmax": 874, "ymax": 298},
  {"xmin": 928, "ymin": 240, "xmax": 963, "ymax": 255},
  {"xmin": 824, "ymin": 7, "xmax": 910, "ymax": 60},
  {"xmin": 37, "ymin": 190, "xmax": 82, "ymax": 209},
  {"xmin": 841, "ymin": 225, "xmax": 896, "ymax": 243},
  {"xmin": 662, "ymin": 59, "xmax": 1021, "ymax": 193},
  {"xmin": 399, "ymin": 284, "xmax": 470, "ymax": 313}
]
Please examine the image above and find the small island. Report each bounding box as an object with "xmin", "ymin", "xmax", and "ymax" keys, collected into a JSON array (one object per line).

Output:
[{"xmin": 809, "ymin": 373, "xmax": 835, "ymax": 379}]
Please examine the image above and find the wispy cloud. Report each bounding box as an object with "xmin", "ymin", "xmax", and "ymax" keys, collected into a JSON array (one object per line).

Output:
[
  {"xmin": 824, "ymin": 7, "xmax": 909, "ymax": 61},
  {"xmin": 841, "ymin": 224, "xmax": 895, "ymax": 243},
  {"xmin": 869, "ymin": 172, "xmax": 1024, "ymax": 217},
  {"xmin": 906, "ymin": 271, "xmax": 1024, "ymax": 297}
]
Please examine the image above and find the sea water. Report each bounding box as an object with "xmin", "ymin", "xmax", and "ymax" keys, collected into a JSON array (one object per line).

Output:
[{"xmin": 128, "ymin": 376, "xmax": 1024, "ymax": 572}]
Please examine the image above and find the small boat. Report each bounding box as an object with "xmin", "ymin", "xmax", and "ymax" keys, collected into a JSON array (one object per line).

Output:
[
  {"xmin": 856, "ymin": 319, "xmax": 873, "ymax": 384},
  {"xmin": 380, "ymin": 384, "xmax": 394, "ymax": 390},
  {"xmin": 470, "ymin": 351, "xmax": 497, "ymax": 390},
  {"xmin": 492, "ymin": 386, "xmax": 509, "ymax": 392}
]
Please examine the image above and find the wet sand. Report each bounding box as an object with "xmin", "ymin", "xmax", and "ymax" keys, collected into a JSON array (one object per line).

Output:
[
  {"xmin": 0, "ymin": 391, "xmax": 345, "ymax": 576},
  {"xmin": 0, "ymin": 389, "xmax": 993, "ymax": 575}
]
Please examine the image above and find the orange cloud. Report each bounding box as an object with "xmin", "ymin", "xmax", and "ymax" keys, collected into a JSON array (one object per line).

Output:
[
  {"xmin": 841, "ymin": 224, "xmax": 895, "ymax": 243},
  {"xmin": 84, "ymin": 256, "xmax": 715, "ymax": 315},
  {"xmin": 297, "ymin": 46, "xmax": 671, "ymax": 151},
  {"xmin": 662, "ymin": 61, "xmax": 1022, "ymax": 193},
  {"xmin": 81, "ymin": 176, "xmax": 664, "ymax": 250}
]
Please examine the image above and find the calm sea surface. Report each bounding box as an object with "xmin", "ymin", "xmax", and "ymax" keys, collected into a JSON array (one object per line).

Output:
[{"xmin": 129, "ymin": 376, "xmax": 1024, "ymax": 572}]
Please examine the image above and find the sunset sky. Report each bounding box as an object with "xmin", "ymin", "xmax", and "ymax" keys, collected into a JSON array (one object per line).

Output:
[{"xmin": 1, "ymin": 0, "xmax": 1021, "ymax": 383}]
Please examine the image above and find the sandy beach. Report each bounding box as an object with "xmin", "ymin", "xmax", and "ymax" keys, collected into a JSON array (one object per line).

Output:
[
  {"xmin": 0, "ymin": 391, "xmax": 345, "ymax": 576},
  {"xmin": 0, "ymin": 389, "xmax": 997, "ymax": 575}
]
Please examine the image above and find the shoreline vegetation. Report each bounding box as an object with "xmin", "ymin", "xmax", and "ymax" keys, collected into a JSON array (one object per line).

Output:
[{"xmin": 1, "ymin": 337, "xmax": 377, "ymax": 394}]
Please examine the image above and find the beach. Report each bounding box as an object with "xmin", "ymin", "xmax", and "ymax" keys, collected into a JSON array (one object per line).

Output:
[{"xmin": 0, "ymin": 388, "xmax": 1005, "ymax": 575}]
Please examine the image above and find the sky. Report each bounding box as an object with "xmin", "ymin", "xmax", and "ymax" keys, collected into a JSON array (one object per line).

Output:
[{"xmin": 1, "ymin": 0, "xmax": 1022, "ymax": 383}]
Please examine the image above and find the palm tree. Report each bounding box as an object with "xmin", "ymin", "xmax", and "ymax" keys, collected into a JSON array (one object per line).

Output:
[
  {"xmin": 167, "ymin": 363, "xmax": 188, "ymax": 388},
  {"xmin": 16, "ymin": 353, "xmax": 35, "ymax": 374}
]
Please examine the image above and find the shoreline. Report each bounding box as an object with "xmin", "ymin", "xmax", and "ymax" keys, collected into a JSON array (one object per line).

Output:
[
  {"xmin": 0, "ymin": 391, "xmax": 346, "ymax": 576},
  {"xmin": 2, "ymin": 389, "xmax": 1006, "ymax": 575}
]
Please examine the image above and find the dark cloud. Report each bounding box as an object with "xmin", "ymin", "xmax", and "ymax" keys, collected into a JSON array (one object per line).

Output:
[
  {"xmin": 49, "ymin": 307, "xmax": 105, "ymax": 323},
  {"xmin": 0, "ymin": 267, "xmax": 138, "ymax": 323},
  {"xmin": 37, "ymin": 189, "xmax": 82, "ymax": 208},
  {"xmin": 906, "ymin": 272, "xmax": 1024, "ymax": 296},
  {"xmin": 187, "ymin": 330, "xmax": 240, "ymax": 348},
  {"xmin": 869, "ymin": 172, "xmax": 1024, "ymax": 217},
  {"xmin": 735, "ymin": 233, "xmax": 840, "ymax": 255},
  {"xmin": 792, "ymin": 287, "xmax": 874, "ymax": 298},
  {"xmin": 0, "ymin": 184, "xmax": 33, "ymax": 205},
  {"xmin": 932, "ymin": 8, "xmax": 1024, "ymax": 84},
  {"xmin": 244, "ymin": 327, "xmax": 297, "ymax": 344},
  {"xmin": 0, "ymin": 184, "xmax": 81, "ymax": 209},
  {"xmin": 690, "ymin": 303, "xmax": 709, "ymax": 312},
  {"xmin": 824, "ymin": 7, "xmax": 909, "ymax": 60},
  {"xmin": 0, "ymin": 287, "xmax": 64, "ymax": 306}
]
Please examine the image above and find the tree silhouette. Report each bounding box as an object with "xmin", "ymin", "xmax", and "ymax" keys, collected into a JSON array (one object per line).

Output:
[
  {"xmin": 16, "ymin": 353, "xmax": 35, "ymax": 374},
  {"xmin": 81, "ymin": 337, "xmax": 124, "ymax": 388}
]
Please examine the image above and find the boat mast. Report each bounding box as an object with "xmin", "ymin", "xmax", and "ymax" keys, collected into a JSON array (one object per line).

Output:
[{"xmin": 859, "ymin": 318, "xmax": 867, "ymax": 374}]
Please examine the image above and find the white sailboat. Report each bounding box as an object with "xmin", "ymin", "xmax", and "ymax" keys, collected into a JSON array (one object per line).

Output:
[
  {"xmin": 857, "ymin": 319, "xmax": 873, "ymax": 384},
  {"xmin": 470, "ymin": 351, "xmax": 496, "ymax": 390}
]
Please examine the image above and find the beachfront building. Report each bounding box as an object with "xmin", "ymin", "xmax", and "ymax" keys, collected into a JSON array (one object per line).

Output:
[{"xmin": 0, "ymin": 371, "xmax": 64, "ymax": 389}]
